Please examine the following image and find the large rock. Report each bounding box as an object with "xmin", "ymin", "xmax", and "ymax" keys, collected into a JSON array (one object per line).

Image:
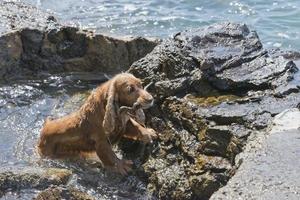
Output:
[
  {"xmin": 129, "ymin": 22, "xmax": 297, "ymax": 94},
  {"xmin": 20, "ymin": 27, "xmax": 158, "ymax": 74},
  {"xmin": 128, "ymin": 22, "xmax": 300, "ymax": 199},
  {"xmin": 0, "ymin": 1, "xmax": 159, "ymax": 80}
]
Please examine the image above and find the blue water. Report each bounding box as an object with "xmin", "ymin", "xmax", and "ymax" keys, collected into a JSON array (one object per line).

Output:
[{"xmin": 24, "ymin": 0, "xmax": 300, "ymax": 50}]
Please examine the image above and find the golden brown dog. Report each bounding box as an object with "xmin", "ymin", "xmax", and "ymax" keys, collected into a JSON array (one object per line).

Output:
[{"xmin": 37, "ymin": 73, "xmax": 157, "ymax": 175}]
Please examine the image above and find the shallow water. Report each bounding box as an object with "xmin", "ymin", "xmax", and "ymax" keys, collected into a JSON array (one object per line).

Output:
[
  {"xmin": 0, "ymin": 73, "xmax": 149, "ymax": 199},
  {"xmin": 23, "ymin": 0, "xmax": 300, "ymax": 50}
]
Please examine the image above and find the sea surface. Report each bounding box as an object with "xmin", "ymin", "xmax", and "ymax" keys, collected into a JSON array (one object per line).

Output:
[{"xmin": 23, "ymin": 0, "xmax": 300, "ymax": 50}]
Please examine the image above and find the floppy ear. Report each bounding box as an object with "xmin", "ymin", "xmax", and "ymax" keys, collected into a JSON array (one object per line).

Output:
[{"xmin": 103, "ymin": 79, "xmax": 119, "ymax": 134}]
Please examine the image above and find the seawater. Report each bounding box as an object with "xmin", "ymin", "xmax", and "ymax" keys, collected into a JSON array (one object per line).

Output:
[{"xmin": 23, "ymin": 0, "xmax": 300, "ymax": 50}]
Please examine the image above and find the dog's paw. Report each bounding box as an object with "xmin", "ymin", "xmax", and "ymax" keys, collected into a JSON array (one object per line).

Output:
[
  {"xmin": 113, "ymin": 159, "xmax": 133, "ymax": 175},
  {"xmin": 140, "ymin": 128, "xmax": 157, "ymax": 144}
]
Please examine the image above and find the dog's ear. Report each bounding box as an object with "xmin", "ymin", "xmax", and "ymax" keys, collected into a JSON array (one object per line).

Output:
[{"xmin": 103, "ymin": 79, "xmax": 119, "ymax": 135}]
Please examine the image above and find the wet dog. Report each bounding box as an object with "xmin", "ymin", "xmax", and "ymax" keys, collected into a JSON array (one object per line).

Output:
[{"xmin": 37, "ymin": 73, "xmax": 157, "ymax": 175}]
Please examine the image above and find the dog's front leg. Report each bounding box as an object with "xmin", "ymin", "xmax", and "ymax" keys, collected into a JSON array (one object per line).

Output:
[
  {"xmin": 95, "ymin": 139, "xmax": 133, "ymax": 175},
  {"xmin": 123, "ymin": 118, "xmax": 157, "ymax": 144}
]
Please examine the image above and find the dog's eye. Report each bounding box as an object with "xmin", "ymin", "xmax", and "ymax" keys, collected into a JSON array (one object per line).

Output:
[{"xmin": 128, "ymin": 85, "xmax": 136, "ymax": 93}]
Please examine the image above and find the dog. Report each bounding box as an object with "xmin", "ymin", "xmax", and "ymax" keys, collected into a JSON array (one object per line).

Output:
[{"xmin": 37, "ymin": 73, "xmax": 157, "ymax": 175}]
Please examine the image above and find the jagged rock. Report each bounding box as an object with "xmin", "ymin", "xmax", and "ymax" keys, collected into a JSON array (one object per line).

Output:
[
  {"xmin": 129, "ymin": 22, "xmax": 299, "ymax": 94},
  {"xmin": 127, "ymin": 22, "xmax": 300, "ymax": 199},
  {"xmin": 20, "ymin": 27, "xmax": 158, "ymax": 74},
  {"xmin": 0, "ymin": 1, "xmax": 159, "ymax": 80}
]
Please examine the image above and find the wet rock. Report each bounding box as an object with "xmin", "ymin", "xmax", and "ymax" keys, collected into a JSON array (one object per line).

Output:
[
  {"xmin": 127, "ymin": 22, "xmax": 300, "ymax": 199},
  {"xmin": 129, "ymin": 22, "xmax": 299, "ymax": 95},
  {"xmin": 200, "ymin": 125, "xmax": 243, "ymax": 158},
  {"xmin": 34, "ymin": 186, "xmax": 95, "ymax": 200},
  {"xmin": 19, "ymin": 27, "xmax": 159, "ymax": 75},
  {"xmin": 0, "ymin": 168, "xmax": 72, "ymax": 195},
  {"xmin": 189, "ymin": 172, "xmax": 228, "ymax": 200},
  {"xmin": 0, "ymin": 1, "xmax": 159, "ymax": 79},
  {"xmin": 0, "ymin": 31, "xmax": 22, "ymax": 78},
  {"xmin": 128, "ymin": 38, "xmax": 202, "ymax": 98}
]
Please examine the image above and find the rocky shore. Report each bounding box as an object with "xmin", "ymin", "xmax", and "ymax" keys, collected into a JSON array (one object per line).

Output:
[
  {"xmin": 0, "ymin": 1, "xmax": 158, "ymax": 80},
  {"xmin": 0, "ymin": 1, "xmax": 299, "ymax": 200}
]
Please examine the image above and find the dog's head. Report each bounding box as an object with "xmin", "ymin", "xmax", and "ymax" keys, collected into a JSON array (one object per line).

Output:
[
  {"xmin": 103, "ymin": 73, "xmax": 153, "ymax": 134},
  {"xmin": 115, "ymin": 73, "xmax": 153, "ymax": 109}
]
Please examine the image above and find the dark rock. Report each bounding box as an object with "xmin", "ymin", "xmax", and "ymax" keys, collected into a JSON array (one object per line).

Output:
[
  {"xmin": 210, "ymin": 56, "xmax": 296, "ymax": 91},
  {"xmin": 199, "ymin": 125, "xmax": 242, "ymax": 158},
  {"xmin": 21, "ymin": 29, "xmax": 44, "ymax": 54},
  {"xmin": 0, "ymin": 31, "xmax": 22, "ymax": 78},
  {"xmin": 189, "ymin": 172, "xmax": 228, "ymax": 200},
  {"xmin": 129, "ymin": 22, "xmax": 299, "ymax": 95},
  {"xmin": 127, "ymin": 22, "xmax": 300, "ymax": 199},
  {"xmin": 18, "ymin": 27, "xmax": 159, "ymax": 75}
]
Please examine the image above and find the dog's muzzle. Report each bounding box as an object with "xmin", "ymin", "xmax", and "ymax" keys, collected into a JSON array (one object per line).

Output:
[
  {"xmin": 139, "ymin": 96, "xmax": 154, "ymax": 109},
  {"xmin": 142, "ymin": 99, "xmax": 154, "ymax": 109}
]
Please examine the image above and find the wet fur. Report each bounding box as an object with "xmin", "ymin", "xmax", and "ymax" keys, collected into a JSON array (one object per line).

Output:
[{"xmin": 37, "ymin": 73, "xmax": 156, "ymax": 174}]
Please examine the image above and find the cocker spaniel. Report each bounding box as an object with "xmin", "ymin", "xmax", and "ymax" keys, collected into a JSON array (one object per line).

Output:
[{"xmin": 37, "ymin": 73, "xmax": 157, "ymax": 175}]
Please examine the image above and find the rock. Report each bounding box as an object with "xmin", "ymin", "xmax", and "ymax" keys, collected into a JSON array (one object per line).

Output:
[
  {"xmin": 210, "ymin": 109, "xmax": 300, "ymax": 199},
  {"xmin": 0, "ymin": 168, "xmax": 72, "ymax": 195},
  {"xmin": 127, "ymin": 22, "xmax": 300, "ymax": 199},
  {"xmin": 0, "ymin": 31, "xmax": 22, "ymax": 78},
  {"xmin": 129, "ymin": 22, "xmax": 298, "ymax": 94},
  {"xmin": 1, "ymin": 2, "xmax": 300, "ymax": 199},
  {"xmin": 19, "ymin": 27, "xmax": 158, "ymax": 75},
  {"xmin": 34, "ymin": 186, "xmax": 95, "ymax": 200},
  {"xmin": 128, "ymin": 38, "xmax": 202, "ymax": 99},
  {"xmin": 189, "ymin": 172, "xmax": 227, "ymax": 200},
  {"xmin": 0, "ymin": 1, "xmax": 159, "ymax": 79}
]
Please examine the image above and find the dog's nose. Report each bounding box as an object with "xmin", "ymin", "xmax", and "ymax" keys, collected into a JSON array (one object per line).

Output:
[{"xmin": 145, "ymin": 96, "xmax": 154, "ymax": 103}]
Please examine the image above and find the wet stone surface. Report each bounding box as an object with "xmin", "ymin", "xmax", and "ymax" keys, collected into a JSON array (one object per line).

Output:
[{"xmin": 129, "ymin": 22, "xmax": 300, "ymax": 199}]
